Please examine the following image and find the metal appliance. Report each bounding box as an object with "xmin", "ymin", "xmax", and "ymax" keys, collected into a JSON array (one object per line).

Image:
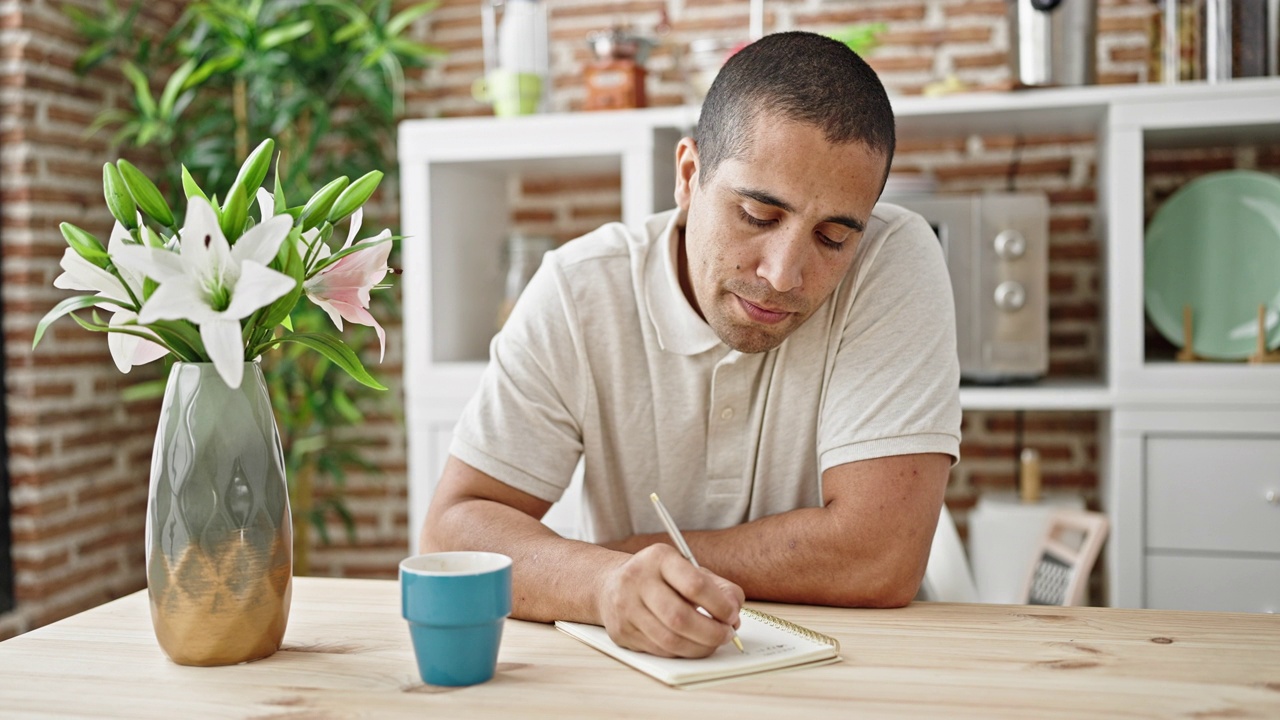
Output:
[
  {"xmin": 1008, "ymin": 0, "xmax": 1097, "ymax": 87},
  {"xmin": 885, "ymin": 193, "xmax": 1050, "ymax": 383}
]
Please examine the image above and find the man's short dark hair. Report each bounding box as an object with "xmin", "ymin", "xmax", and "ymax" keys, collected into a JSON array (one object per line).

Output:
[{"xmin": 694, "ymin": 31, "xmax": 896, "ymax": 187}]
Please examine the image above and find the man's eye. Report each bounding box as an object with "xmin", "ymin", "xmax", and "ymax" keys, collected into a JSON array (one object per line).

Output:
[
  {"xmin": 738, "ymin": 208, "xmax": 772, "ymax": 228},
  {"xmin": 817, "ymin": 232, "xmax": 845, "ymax": 251}
]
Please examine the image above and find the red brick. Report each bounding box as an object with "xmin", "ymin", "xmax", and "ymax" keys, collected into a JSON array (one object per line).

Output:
[
  {"xmin": 1047, "ymin": 188, "xmax": 1096, "ymax": 204},
  {"xmin": 985, "ymin": 415, "xmax": 1098, "ymax": 433},
  {"xmin": 868, "ymin": 56, "xmax": 935, "ymax": 73},
  {"xmin": 1099, "ymin": 14, "xmax": 1156, "ymax": 33},
  {"xmin": 668, "ymin": 13, "xmax": 776, "ymax": 34},
  {"xmin": 933, "ymin": 158, "xmax": 1073, "ymax": 181},
  {"xmin": 553, "ymin": 0, "xmax": 666, "ymax": 17},
  {"xmin": 1049, "ymin": 242, "xmax": 1099, "ymax": 262},
  {"xmin": 1097, "ymin": 71, "xmax": 1142, "ymax": 85},
  {"xmin": 13, "ymin": 550, "xmax": 70, "ymax": 574},
  {"xmin": 12, "ymin": 492, "xmax": 72, "ymax": 518},
  {"xmin": 512, "ymin": 208, "xmax": 556, "ymax": 223},
  {"xmin": 1050, "ymin": 216, "xmax": 1091, "ymax": 233},
  {"xmin": 569, "ymin": 203, "xmax": 622, "ymax": 220},
  {"xmin": 1047, "ymin": 358, "xmax": 1099, "ymax": 376},
  {"xmin": 521, "ymin": 173, "xmax": 622, "ymax": 195},
  {"xmin": 795, "ymin": 5, "xmax": 927, "ymax": 25},
  {"xmin": 953, "ymin": 51, "xmax": 1007, "ymax": 70},
  {"xmin": 1048, "ymin": 302, "xmax": 1100, "ymax": 321},
  {"xmin": 944, "ymin": 1, "xmax": 1005, "ymax": 18},
  {"xmin": 15, "ymin": 562, "xmax": 117, "ymax": 603}
]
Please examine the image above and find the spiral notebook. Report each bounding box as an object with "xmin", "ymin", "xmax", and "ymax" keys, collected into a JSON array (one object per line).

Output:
[{"xmin": 555, "ymin": 607, "xmax": 841, "ymax": 689}]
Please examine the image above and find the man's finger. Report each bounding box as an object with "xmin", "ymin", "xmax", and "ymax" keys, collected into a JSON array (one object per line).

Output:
[{"xmin": 660, "ymin": 557, "xmax": 741, "ymax": 627}]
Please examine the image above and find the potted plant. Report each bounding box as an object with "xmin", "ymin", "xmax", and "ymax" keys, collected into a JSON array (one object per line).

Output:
[{"xmin": 65, "ymin": 0, "xmax": 442, "ymax": 573}]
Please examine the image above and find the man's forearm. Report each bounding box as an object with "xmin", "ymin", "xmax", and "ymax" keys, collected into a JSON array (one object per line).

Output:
[
  {"xmin": 426, "ymin": 496, "xmax": 628, "ymax": 624},
  {"xmin": 614, "ymin": 505, "xmax": 928, "ymax": 608}
]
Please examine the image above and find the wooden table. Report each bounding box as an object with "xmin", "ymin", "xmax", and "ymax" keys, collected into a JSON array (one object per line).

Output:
[{"xmin": 1, "ymin": 577, "xmax": 1277, "ymax": 718}]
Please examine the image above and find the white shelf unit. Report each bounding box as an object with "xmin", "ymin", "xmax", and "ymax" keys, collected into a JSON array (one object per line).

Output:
[{"xmin": 400, "ymin": 80, "xmax": 1280, "ymax": 609}]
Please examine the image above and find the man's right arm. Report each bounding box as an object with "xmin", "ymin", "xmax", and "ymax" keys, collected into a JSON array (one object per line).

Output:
[{"xmin": 421, "ymin": 455, "xmax": 744, "ymax": 658}]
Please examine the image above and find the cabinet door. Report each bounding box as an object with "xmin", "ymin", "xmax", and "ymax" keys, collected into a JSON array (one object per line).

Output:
[
  {"xmin": 1146, "ymin": 554, "xmax": 1280, "ymax": 613},
  {"xmin": 1146, "ymin": 435, "xmax": 1280, "ymax": 554}
]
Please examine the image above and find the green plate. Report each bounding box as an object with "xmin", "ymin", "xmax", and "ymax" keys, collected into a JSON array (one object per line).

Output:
[{"xmin": 1145, "ymin": 170, "xmax": 1280, "ymax": 360}]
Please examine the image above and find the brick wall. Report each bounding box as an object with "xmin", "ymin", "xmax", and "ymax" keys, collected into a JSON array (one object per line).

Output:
[{"xmin": 0, "ymin": 0, "xmax": 183, "ymax": 640}]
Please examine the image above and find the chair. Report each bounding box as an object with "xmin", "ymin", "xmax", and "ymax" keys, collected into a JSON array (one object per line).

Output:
[
  {"xmin": 1020, "ymin": 509, "xmax": 1109, "ymax": 607},
  {"xmin": 918, "ymin": 505, "xmax": 980, "ymax": 603}
]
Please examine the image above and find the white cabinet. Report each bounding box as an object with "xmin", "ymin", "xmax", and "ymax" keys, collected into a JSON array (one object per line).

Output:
[{"xmin": 399, "ymin": 80, "xmax": 1280, "ymax": 610}]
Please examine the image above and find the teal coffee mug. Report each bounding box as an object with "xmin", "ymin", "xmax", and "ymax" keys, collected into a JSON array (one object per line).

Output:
[{"xmin": 400, "ymin": 552, "xmax": 513, "ymax": 687}]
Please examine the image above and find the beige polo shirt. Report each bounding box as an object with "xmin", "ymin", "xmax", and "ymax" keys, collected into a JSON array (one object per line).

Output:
[{"xmin": 450, "ymin": 205, "xmax": 961, "ymax": 543}]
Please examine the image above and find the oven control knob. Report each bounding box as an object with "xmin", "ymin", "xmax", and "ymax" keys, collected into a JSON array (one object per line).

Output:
[
  {"xmin": 994, "ymin": 230, "xmax": 1027, "ymax": 260},
  {"xmin": 994, "ymin": 281, "xmax": 1027, "ymax": 312}
]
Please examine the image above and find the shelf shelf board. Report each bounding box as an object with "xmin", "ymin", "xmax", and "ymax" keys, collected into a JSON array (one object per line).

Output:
[{"xmin": 959, "ymin": 378, "xmax": 1112, "ymax": 411}]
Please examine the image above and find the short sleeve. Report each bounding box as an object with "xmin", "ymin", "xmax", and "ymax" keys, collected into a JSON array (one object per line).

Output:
[
  {"xmin": 449, "ymin": 252, "xmax": 587, "ymax": 503},
  {"xmin": 817, "ymin": 212, "xmax": 962, "ymax": 471}
]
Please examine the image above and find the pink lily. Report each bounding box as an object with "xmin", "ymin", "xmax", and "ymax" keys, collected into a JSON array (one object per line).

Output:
[{"xmin": 303, "ymin": 208, "xmax": 392, "ymax": 361}]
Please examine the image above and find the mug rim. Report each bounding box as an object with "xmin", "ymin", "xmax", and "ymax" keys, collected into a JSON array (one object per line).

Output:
[{"xmin": 400, "ymin": 551, "xmax": 512, "ymax": 577}]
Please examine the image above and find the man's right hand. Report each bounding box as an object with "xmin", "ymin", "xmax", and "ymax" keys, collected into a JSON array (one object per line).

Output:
[{"xmin": 595, "ymin": 544, "xmax": 745, "ymax": 658}]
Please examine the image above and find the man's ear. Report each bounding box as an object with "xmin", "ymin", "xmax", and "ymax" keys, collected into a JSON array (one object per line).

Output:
[{"xmin": 674, "ymin": 137, "xmax": 699, "ymax": 212}]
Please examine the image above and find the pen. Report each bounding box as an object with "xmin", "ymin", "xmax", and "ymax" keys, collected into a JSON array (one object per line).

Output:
[{"xmin": 649, "ymin": 492, "xmax": 746, "ymax": 654}]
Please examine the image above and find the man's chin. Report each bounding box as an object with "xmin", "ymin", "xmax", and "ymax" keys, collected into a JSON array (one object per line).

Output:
[{"xmin": 710, "ymin": 317, "xmax": 792, "ymax": 354}]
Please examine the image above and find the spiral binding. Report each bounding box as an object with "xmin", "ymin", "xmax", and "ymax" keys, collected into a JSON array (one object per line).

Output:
[{"xmin": 742, "ymin": 607, "xmax": 841, "ymax": 651}]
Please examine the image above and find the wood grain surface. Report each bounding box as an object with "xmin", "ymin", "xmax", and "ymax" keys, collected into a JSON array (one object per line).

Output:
[{"xmin": 1, "ymin": 577, "xmax": 1277, "ymax": 719}]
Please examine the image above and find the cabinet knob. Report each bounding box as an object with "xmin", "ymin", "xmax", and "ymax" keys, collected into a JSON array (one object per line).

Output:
[
  {"xmin": 993, "ymin": 230, "xmax": 1027, "ymax": 260},
  {"xmin": 994, "ymin": 281, "xmax": 1027, "ymax": 312},
  {"xmin": 1267, "ymin": 490, "xmax": 1278, "ymax": 505}
]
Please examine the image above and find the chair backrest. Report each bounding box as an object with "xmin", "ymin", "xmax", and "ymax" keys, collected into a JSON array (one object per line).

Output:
[
  {"xmin": 918, "ymin": 504, "xmax": 979, "ymax": 603},
  {"xmin": 1020, "ymin": 509, "xmax": 1109, "ymax": 607}
]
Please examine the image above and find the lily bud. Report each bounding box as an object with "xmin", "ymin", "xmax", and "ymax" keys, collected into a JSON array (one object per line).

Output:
[
  {"xmin": 59, "ymin": 222, "xmax": 110, "ymax": 268},
  {"xmin": 117, "ymin": 159, "xmax": 175, "ymax": 228},
  {"xmin": 103, "ymin": 163, "xmax": 138, "ymax": 230},
  {"xmin": 230, "ymin": 139, "xmax": 275, "ymax": 204},
  {"xmin": 300, "ymin": 176, "xmax": 349, "ymax": 230},
  {"xmin": 327, "ymin": 170, "xmax": 383, "ymax": 224},
  {"xmin": 219, "ymin": 185, "xmax": 249, "ymax": 242}
]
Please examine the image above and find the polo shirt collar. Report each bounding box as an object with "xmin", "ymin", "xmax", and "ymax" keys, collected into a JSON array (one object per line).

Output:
[{"xmin": 644, "ymin": 209, "xmax": 723, "ymax": 356}]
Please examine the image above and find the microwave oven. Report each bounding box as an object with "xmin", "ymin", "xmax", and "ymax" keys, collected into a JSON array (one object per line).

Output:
[{"xmin": 883, "ymin": 192, "xmax": 1049, "ymax": 383}]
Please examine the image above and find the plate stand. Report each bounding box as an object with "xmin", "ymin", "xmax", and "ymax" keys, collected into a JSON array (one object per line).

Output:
[
  {"xmin": 1247, "ymin": 304, "xmax": 1280, "ymax": 364},
  {"xmin": 1175, "ymin": 305, "xmax": 1201, "ymax": 362}
]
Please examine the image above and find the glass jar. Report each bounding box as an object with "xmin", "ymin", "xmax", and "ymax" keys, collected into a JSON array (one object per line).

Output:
[{"xmin": 497, "ymin": 233, "xmax": 557, "ymax": 330}]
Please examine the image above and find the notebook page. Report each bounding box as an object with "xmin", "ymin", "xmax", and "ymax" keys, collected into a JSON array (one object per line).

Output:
[{"xmin": 555, "ymin": 608, "xmax": 839, "ymax": 687}]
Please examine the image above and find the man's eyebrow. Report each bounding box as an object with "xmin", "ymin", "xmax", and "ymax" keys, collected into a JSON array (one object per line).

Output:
[{"xmin": 732, "ymin": 186, "xmax": 866, "ymax": 233}]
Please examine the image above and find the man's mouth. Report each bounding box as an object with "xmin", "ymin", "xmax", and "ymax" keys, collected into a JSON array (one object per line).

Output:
[{"xmin": 735, "ymin": 295, "xmax": 791, "ymax": 324}]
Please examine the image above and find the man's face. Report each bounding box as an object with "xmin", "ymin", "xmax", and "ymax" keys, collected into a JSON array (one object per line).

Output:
[{"xmin": 674, "ymin": 114, "xmax": 888, "ymax": 354}]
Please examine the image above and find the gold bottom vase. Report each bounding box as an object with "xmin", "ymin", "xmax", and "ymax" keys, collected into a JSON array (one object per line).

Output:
[{"xmin": 146, "ymin": 362, "xmax": 292, "ymax": 666}]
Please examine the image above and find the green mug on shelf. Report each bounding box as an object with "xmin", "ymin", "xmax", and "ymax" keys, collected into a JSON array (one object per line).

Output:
[{"xmin": 472, "ymin": 71, "xmax": 543, "ymax": 117}]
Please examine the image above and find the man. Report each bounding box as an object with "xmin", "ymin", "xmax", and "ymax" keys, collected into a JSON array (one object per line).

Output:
[{"xmin": 422, "ymin": 31, "xmax": 961, "ymax": 659}]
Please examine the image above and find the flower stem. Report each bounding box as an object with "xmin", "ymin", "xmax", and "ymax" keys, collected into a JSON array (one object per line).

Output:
[{"xmin": 233, "ymin": 77, "xmax": 249, "ymax": 163}]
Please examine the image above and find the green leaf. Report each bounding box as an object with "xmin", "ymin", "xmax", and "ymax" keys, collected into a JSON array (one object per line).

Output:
[
  {"xmin": 259, "ymin": 20, "xmax": 313, "ymax": 50},
  {"xmin": 257, "ymin": 332, "xmax": 386, "ymax": 390},
  {"xmin": 102, "ymin": 163, "xmax": 138, "ymax": 230},
  {"xmin": 59, "ymin": 222, "xmax": 110, "ymax": 267},
  {"xmin": 33, "ymin": 295, "xmax": 109, "ymax": 348},
  {"xmin": 120, "ymin": 61, "xmax": 156, "ymax": 117},
  {"xmin": 386, "ymin": 1, "xmax": 439, "ymax": 37},
  {"xmin": 148, "ymin": 319, "xmax": 205, "ymax": 360},
  {"xmin": 181, "ymin": 165, "xmax": 209, "ymax": 202},
  {"xmin": 259, "ymin": 231, "xmax": 305, "ymax": 330},
  {"xmin": 116, "ymin": 159, "xmax": 175, "ymax": 227},
  {"xmin": 272, "ymin": 154, "xmax": 288, "ymax": 216},
  {"xmin": 219, "ymin": 184, "xmax": 249, "ymax": 241},
  {"xmin": 185, "ymin": 52, "xmax": 242, "ymax": 88},
  {"xmin": 331, "ymin": 388, "xmax": 363, "ymax": 424},
  {"xmin": 326, "ymin": 170, "xmax": 382, "ymax": 224},
  {"xmin": 158, "ymin": 58, "xmax": 198, "ymax": 119},
  {"xmin": 120, "ymin": 378, "xmax": 168, "ymax": 402},
  {"xmin": 299, "ymin": 176, "xmax": 349, "ymax": 230}
]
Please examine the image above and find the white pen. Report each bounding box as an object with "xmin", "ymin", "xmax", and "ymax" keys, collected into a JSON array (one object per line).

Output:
[{"xmin": 649, "ymin": 492, "xmax": 746, "ymax": 654}]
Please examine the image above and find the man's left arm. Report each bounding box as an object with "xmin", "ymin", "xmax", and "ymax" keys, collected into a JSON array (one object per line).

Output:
[{"xmin": 605, "ymin": 452, "xmax": 949, "ymax": 607}]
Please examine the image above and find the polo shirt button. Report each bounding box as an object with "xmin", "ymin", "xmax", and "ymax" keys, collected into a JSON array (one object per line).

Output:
[{"xmin": 720, "ymin": 408, "xmax": 734, "ymax": 420}]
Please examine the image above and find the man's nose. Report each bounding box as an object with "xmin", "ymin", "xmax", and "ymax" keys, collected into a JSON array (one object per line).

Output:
[{"xmin": 755, "ymin": 229, "xmax": 805, "ymax": 294}]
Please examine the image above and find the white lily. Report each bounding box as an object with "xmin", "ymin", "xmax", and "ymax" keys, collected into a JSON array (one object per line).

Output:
[
  {"xmin": 113, "ymin": 196, "xmax": 297, "ymax": 389},
  {"xmin": 301, "ymin": 207, "xmax": 391, "ymax": 360},
  {"xmin": 53, "ymin": 221, "xmax": 168, "ymax": 373}
]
